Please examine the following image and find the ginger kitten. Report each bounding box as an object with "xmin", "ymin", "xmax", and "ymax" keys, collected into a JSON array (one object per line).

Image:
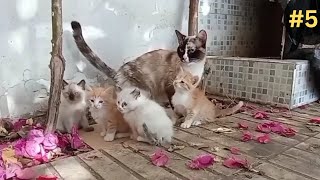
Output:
[
  {"xmin": 172, "ymin": 68, "xmax": 244, "ymax": 128},
  {"xmin": 86, "ymin": 86, "xmax": 131, "ymax": 141}
]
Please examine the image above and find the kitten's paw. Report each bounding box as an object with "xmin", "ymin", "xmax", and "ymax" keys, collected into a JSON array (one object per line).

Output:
[
  {"xmin": 84, "ymin": 126, "xmax": 94, "ymax": 132},
  {"xmin": 180, "ymin": 122, "xmax": 192, "ymax": 129},
  {"xmin": 104, "ymin": 134, "xmax": 115, "ymax": 142},
  {"xmin": 100, "ymin": 131, "xmax": 106, "ymax": 137},
  {"xmin": 191, "ymin": 121, "xmax": 201, "ymax": 126}
]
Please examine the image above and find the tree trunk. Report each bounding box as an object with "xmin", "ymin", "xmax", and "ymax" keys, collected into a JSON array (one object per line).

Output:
[
  {"xmin": 45, "ymin": 0, "xmax": 66, "ymax": 133},
  {"xmin": 188, "ymin": 0, "xmax": 199, "ymax": 36}
]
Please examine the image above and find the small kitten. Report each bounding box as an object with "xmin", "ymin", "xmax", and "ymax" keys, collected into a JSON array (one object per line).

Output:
[
  {"xmin": 116, "ymin": 88, "xmax": 174, "ymax": 145},
  {"xmin": 86, "ymin": 86, "xmax": 131, "ymax": 141},
  {"xmin": 172, "ymin": 68, "xmax": 244, "ymax": 128},
  {"xmin": 56, "ymin": 79, "xmax": 93, "ymax": 133}
]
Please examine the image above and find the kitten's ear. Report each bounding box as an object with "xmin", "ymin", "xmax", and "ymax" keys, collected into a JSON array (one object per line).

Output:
[
  {"xmin": 77, "ymin": 79, "xmax": 86, "ymax": 90},
  {"xmin": 130, "ymin": 88, "xmax": 141, "ymax": 99},
  {"xmin": 62, "ymin": 80, "xmax": 68, "ymax": 89},
  {"xmin": 115, "ymin": 85, "xmax": 122, "ymax": 92},
  {"xmin": 197, "ymin": 30, "xmax": 207, "ymax": 44},
  {"xmin": 175, "ymin": 30, "xmax": 186, "ymax": 46},
  {"xmin": 192, "ymin": 76, "xmax": 200, "ymax": 85}
]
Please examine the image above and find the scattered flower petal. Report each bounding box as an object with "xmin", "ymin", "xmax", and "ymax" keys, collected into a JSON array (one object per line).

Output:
[
  {"xmin": 280, "ymin": 127, "xmax": 296, "ymax": 137},
  {"xmin": 28, "ymin": 129, "xmax": 45, "ymax": 144},
  {"xmin": 71, "ymin": 126, "xmax": 85, "ymax": 149},
  {"xmin": 256, "ymin": 134, "xmax": 271, "ymax": 144},
  {"xmin": 150, "ymin": 149, "xmax": 169, "ymax": 167},
  {"xmin": 36, "ymin": 175, "xmax": 58, "ymax": 180},
  {"xmin": 43, "ymin": 133, "xmax": 58, "ymax": 150},
  {"xmin": 256, "ymin": 124, "xmax": 271, "ymax": 133},
  {"xmin": 230, "ymin": 147, "xmax": 241, "ymax": 155},
  {"xmin": 13, "ymin": 119, "xmax": 27, "ymax": 132},
  {"xmin": 238, "ymin": 122, "xmax": 248, "ymax": 130},
  {"xmin": 25, "ymin": 140, "xmax": 41, "ymax": 158},
  {"xmin": 187, "ymin": 154, "xmax": 215, "ymax": 169},
  {"xmin": 223, "ymin": 156, "xmax": 249, "ymax": 169},
  {"xmin": 253, "ymin": 111, "xmax": 269, "ymax": 119},
  {"xmin": 16, "ymin": 167, "xmax": 36, "ymax": 179},
  {"xmin": 310, "ymin": 118, "xmax": 320, "ymax": 124},
  {"xmin": 241, "ymin": 131, "xmax": 253, "ymax": 142}
]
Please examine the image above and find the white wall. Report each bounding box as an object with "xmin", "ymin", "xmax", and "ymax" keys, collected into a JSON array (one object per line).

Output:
[{"xmin": 0, "ymin": 0, "xmax": 189, "ymax": 117}]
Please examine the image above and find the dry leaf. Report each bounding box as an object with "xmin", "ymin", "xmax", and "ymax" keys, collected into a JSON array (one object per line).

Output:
[
  {"xmin": 26, "ymin": 118, "xmax": 34, "ymax": 126},
  {"xmin": 188, "ymin": 142, "xmax": 209, "ymax": 149},
  {"xmin": 2, "ymin": 147, "xmax": 18, "ymax": 166},
  {"xmin": 167, "ymin": 145, "xmax": 185, "ymax": 152},
  {"xmin": 84, "ymin": 155, "xmax": 102, "ymax": 161}
]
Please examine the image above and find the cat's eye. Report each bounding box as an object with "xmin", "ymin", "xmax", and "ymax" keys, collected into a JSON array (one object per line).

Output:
[
  {"xmin": 122, "ymin": 102, "xmax": 127, "ymax": 107},
  {"xmin": 74, "ymin": 92, "xmax": 78, "ymax": 95},
  {"xmin": 181, "ymin": 80, "xmax": 184, "ymax": 83},
  {"xmin": 99, "ymin": 100, "xmax": 103, "ymax": 103},
  {"xmin": 188, "ymin": 49, "xmax": 195, "ymax": 53},
  {"xmin": 90, "ymin": 99, "xmax": 94, "ymax": 102}
]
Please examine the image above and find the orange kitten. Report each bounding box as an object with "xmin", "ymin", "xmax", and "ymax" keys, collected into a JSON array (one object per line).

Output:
[
  {"xmin": 172, "ymin": 67, "xmax": 244, "ymax": 128},
  {"xmin": 86, "ymin": 86, "xmax": 131, "ymax": 141}
]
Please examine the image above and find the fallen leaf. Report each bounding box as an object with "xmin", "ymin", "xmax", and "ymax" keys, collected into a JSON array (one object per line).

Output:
[
  {"xmin": 26, "ymin": 118, "xmax": 34, "ymax": 126},
  {"xmin": 256, "ymin": 134, "xmax": 271, "ymax": 144},
  {"xmin": 150, "ymin": 149, "xmax": 169, "ymax": 167},
  {"xmin": 2, "ymin": 147, "xmax": 18, "ymax": 166},
  {"xmin": 223, "ymin": 156, "xmax": 249, "ymax": 169},
  {"xmin": 241, "ymin": 131, "xmax": 253, "ymax": 142},
  {"xmin": 256, "ymin": 124, "xmax": 271, "ymax": 133},
  {"xmin": 230, "ymin": 147, "xmax": 241, "ymax": 155},
  {"xmin": 167, "ymin": 145, "xmax": 185, "ymax": 152},
  {"xmin": 187, "ymin": 154, "xmax": 215, "ymax": 170},
  {"xmin": 310, "ymin": 117, "xmax": 320, "ymax": 124},
  {"xmin": 188, "ymin": 142, "xmax": 209, "ymax": 149},
  {"xmin": 238, "ymin": 122, "xmax": 248, "ymax": 130},
  {"xmin": 212, "ymin": 128, "xmax": 233, "ymax": 133},
  {"xmin": 253, "ymin": 111, "xmax": 269, "ymax": 119}
]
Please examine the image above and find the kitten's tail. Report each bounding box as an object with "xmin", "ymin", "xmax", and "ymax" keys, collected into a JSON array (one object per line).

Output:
[
  {"xmin": 71, "ymin": 21, "xmax": 117, "ymax": 80},
  {"xmin": 215, "ymin": 101, "xmax": 244, "ymax": 118}
]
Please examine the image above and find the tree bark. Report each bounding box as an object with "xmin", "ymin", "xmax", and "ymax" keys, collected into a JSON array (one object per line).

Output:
[
  {"xmin": 45, "ymin": 0, "xmax": 66, "ymax": 133},
  {"xmin": 188, "ymin": 0, "xmax": 199, "ymax": 36}
]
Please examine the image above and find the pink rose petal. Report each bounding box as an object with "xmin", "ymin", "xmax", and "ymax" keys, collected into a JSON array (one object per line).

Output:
[
  {"xmin": 5, "ymin": 163, "xmax": 22, "ymax": 179},
  {"xmin": 71, "ymin": 126, "xmax": 85, "ymax": 149},
  {"xmin": 310, "ymin": 117, "xmax": 320, "ymax": 124},
  {"xmin": 230, "ymin": 147, "xmax": 241, "ymax": 155},
  {"xmin": 28, "ymin": 129, "xmax": 45, "ymax": 144},
  {"xmin": 16, "ymin": 168, "xmax": 36, "ymax": 179},
  {"xmin": 238, "ymin": 122, "xmax": 248, "ymax": 130},
  {"xmin": 223, "ymin": 156, "xmax": 249, "ymax": 169},
  {"xmin": 241, "ymin": 131, "xmax": 253, "ymax": 142},
  {"xmin": 43, "ymin": 133, "xmax": 58, "ymax": 150},
  {"xmin": 150, "ymin": 149, "xmax": 169, "ymax": 167},
  {"xmin": 256, "ymin": 134, "xmax": 271, "ymax": 144},
  {"xmin": 280, "ymin": 127, "xmax": 296, "ymax": 137},
  {"xmin": 253, "ymin": 111, "xmax": 269, "ymax": 119},
  {"xmin": 187, "ymin": 154, "xmax": 215, "ymax": 170},
  {"xmin": 256, "ymin": 124, "xmax": 271, "ymax": 133},
  {"xmin": 25, "ymin": 140, "xmax": 41, "ymax": 157}
]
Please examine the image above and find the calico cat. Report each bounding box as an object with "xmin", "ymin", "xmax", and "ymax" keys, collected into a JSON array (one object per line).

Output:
[
  {"xmin": 172, "ymin": 68, "xmax": 244, "ymax": 128},
  {"xmin": 116, "ymin": 87, "xmax": 174, "ymax": 145},
  {"xmin": 70, "ymin": 21, "xmax": 207, "ymax": 107},
  {"xmin": 56, "ymin": 79, "xmax": 93, "ymax": 133},
  {"xmin": 86, "ymin": 86, "xmax": 131, "ymax": 141}
]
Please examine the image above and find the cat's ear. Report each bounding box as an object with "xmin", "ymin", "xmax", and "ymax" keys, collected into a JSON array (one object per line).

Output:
[
  {"xmin": 197, "ymin": 30, "xmax": 207, "ymax": 45},
  {"xmin": 62, "ymin": 80, "xmax": 68, "ymax": 89},
  {"xmin": 175, "ymin": 30, "xmax": 186, "ymax": 46},
  {"xmin": 115, "ymin": 85, "xmax": 122, "ymax": 92},
  {"xmin": 77, "ymin": 79, "xmax": 86, "ymax": 90},
  {"xmin": 130, "ymin": 88, "xmax": 141, "ymax": 99},
  {"xmin": 192, "ymin": 76, "xmax": 199, "ymax": 85}
]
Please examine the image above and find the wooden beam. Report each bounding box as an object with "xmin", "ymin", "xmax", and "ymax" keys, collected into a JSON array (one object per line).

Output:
[
  {"xmin": 188, "ymin": 0, "xmax": 199, "ymax": 36},
  {"xmin": 45, "ymin": 0, "xmax": 66, "ymax": 133}
]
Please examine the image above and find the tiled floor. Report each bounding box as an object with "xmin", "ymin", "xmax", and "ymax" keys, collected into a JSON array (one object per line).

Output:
[{"xmin": 31, "ymin": 101, "xmax": 320, "ymax": 180}]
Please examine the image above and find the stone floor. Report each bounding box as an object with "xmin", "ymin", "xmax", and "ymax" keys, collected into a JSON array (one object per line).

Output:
[{"xmin": 30, "ymin": 101, "xmax": 320, "ymax": 180}]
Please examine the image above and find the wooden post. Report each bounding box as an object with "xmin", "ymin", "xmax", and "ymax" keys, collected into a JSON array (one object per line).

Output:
[
  {"xmin": 188, "ymin": 0, "xmax": 199, "ymax": 36},
  {"xmin": 45, "ymin": 0, "xmax": 66, "ymax": 133}
]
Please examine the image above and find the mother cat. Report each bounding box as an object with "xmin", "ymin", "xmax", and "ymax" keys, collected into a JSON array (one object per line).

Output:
[{"xmin": 70, "ymin": 21, "xmax": 207, "ymax": 107}]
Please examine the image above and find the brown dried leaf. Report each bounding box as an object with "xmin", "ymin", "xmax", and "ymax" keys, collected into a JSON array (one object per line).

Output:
[{"xmin": 167, "ymin": 145, "xmax": 185, "ymax": 152}]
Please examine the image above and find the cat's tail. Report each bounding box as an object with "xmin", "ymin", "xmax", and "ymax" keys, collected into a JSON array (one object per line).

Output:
[
  {"xmin": 215, "ymin": 101, "xmax": 244, "ymax": 118},
  {"xmin": 70, "ymin": 21, "xmax": 117, "ymax": 80}
]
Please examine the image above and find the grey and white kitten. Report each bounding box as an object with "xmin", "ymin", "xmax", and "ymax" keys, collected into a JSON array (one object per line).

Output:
[
  {"xmin": 70, "ymin": 21, "xmax": 207, "ymax": 108},
  {"xmin": 56, "ymin": 79, "xmax": 93, "ymax": 133},
  {"xmin": 116, "ymin": 87, "xmax": 174, "ymax": 145}
]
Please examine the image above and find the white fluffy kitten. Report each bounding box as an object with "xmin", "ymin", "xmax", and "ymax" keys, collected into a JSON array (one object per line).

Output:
[
  {"xmin": 116, "ymin": 88, "xmax": 174, "ymax": 145},
  {"xmin": 56, "ymin": 79, "xmax": 93, "ymax": 133}
]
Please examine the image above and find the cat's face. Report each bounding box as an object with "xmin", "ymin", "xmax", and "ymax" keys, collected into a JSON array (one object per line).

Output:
[
  {"xmin": 86, "ymin": 87, "xmax": 113, "ymax": 109},
  {"xmin": 173, "ymin": 67, "xmax": 199, "ymax": 91},
  {"xmin": 175, "ymin": 30, "xmax": 207, "ymax": 63},
  {"xmin": 116, "ymin": 88, "xmax": 143, "ymax": 113},
  {"xmin": 62, "ymin": 79, "xmax": 86, "ymax": 103}
]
